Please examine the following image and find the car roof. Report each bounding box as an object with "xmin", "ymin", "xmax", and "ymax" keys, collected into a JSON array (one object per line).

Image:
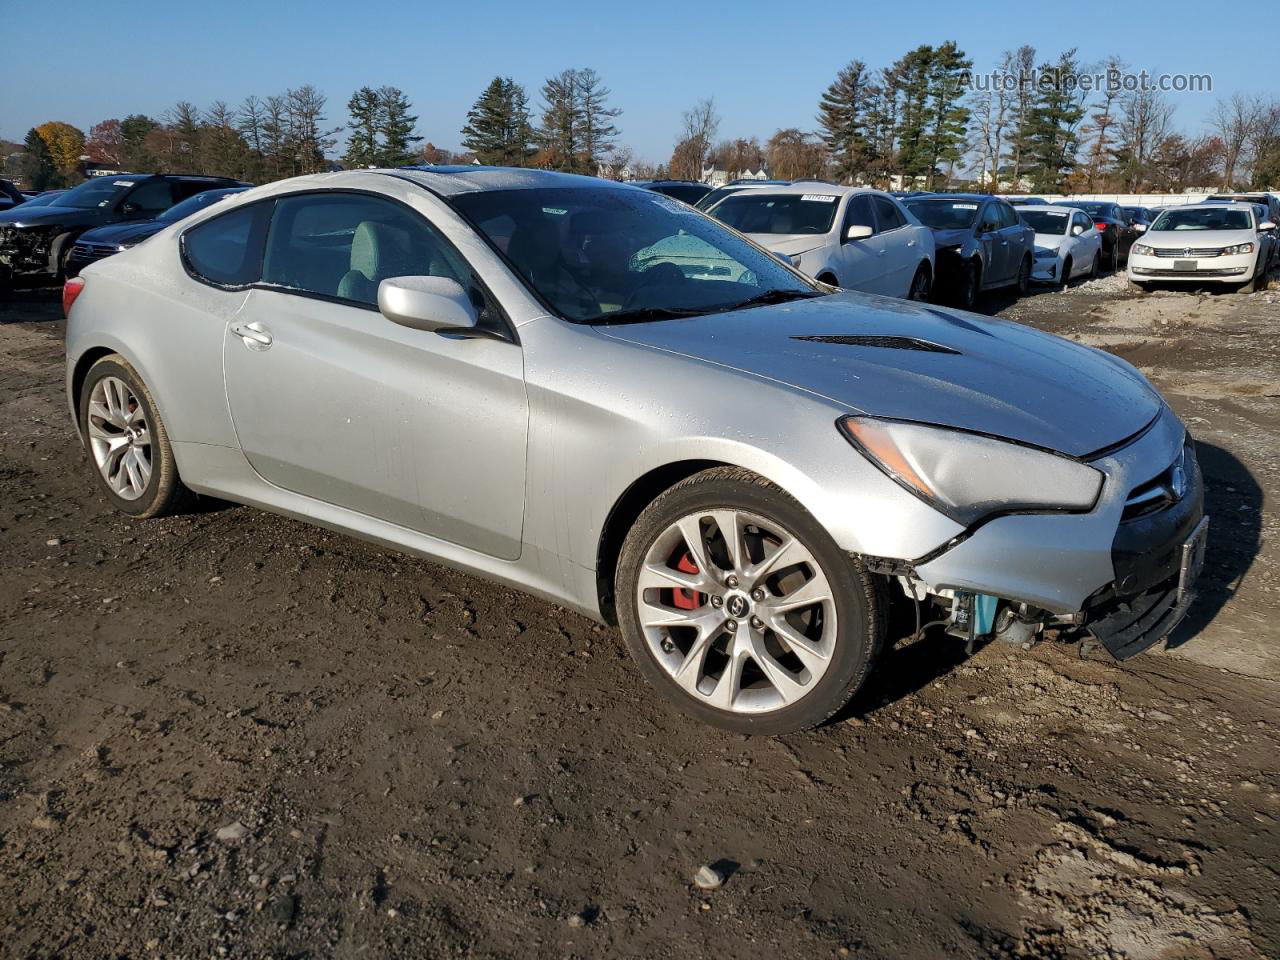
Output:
[
  {"xmin": 1017, "ymin": 204, "xmax": 1082, "ymax": 213},
  {"xmin": 907, "ymin": 193, "xmax": 994, "ymax": 202},
  {"xmin": 718, "ymin": 184, "xmax": 888, "ymax": 199},
  {"xmin": 391, "ymin": 165, "xmax": 632, "ymax": 197}
]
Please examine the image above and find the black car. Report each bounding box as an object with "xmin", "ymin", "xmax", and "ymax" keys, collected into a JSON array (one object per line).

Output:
[
  {"xmin": 1051, "ymin": 200, "xmax": 1139, "ymax": 270},
  {"xmin": 635, "ymin": 180, "xmax": 712, "ymax": 205},
  {"xmin": 0, "ymin": 179, "xmax": 24, "ymax": 213},
  {"xmin": 66, "ymin": 186, "xmax": 249, "ymax": 277},
  {"xmin": 1121, "ymin": 205, "xmax": 1157, "ymax": 229},
  {"xmin": 902, "ymin": 193, "xmax": 1035, "ymax": 308},
  {"xmin": 1007, "ymin": 196, "xmax": 1048, "ymax": 207},
  {"xmin": 694, "ymin": 179, "xmax": 791, "ymax": 212},
  {"xmin": 0, "ymin": 173, "xmax": 248, "ymax": 286}
]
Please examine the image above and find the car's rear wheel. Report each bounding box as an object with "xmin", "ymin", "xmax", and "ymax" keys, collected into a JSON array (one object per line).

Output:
[
  {"xmin": 907, "ymin": 262, "xmax": 932, "ymax": 301},
  {"xmin": 1015, "ymin": 255, "xmax": 1032, "ymax": 295},
  {"xmin": 616, "ymin": 468, "xmax": 882, "ymax": 734},
  {"xmin": 955, "ymin": 260, "xmax": 981, "ymax": 309},
  {"xmin": 1108, "ymin": 241, "xmax": 1120, "ymax": 272},
  {"xmin": 79, "ymin": 354, "xmax": 190, "ymax": 518}
]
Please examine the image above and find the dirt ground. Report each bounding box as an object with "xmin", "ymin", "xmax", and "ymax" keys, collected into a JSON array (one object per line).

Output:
[{"xmin": 1, "ymin": 274, "xmax": 1277, "ymax": 960}]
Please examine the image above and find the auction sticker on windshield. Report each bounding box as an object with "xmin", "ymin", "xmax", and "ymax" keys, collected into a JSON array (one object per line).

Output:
[{"xmin": 801, "ymin": 195, "xmax": 837, "ymax": 202}]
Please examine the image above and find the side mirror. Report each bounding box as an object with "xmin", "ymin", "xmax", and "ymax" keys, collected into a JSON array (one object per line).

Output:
[
  {"xmin": 121, "ymin": 202, "xmax": 143, "ymax": 218},
  {"xmin": 378, "ymin": 276, "xmax": 479, "ymax": 333},
  {"xmin": 845, "ymin": 224, "xmax": 873, "ymax": 242},
  {"xmin": 1133, "ymin": 223, "xmax": 1147, "ymax": 232},
  {"xmin": 1260, "ymin": 221, "xmax": 1277, "ymax": 232},
  {"xmin": 1070, "ymin": 224, "xmax": 1085, "ymax": 236}
]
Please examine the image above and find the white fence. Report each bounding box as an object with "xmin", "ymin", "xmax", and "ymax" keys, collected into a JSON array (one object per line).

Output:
[{"xmin": 1000, "ymin": 192, "xmax": 1269, "ymax": 207}]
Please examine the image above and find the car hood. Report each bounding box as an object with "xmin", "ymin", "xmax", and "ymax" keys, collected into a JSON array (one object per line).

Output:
[
  {"xmin": 598, "ymin": 292, "xmax": 1162, "ymax": 457},
  {"xmin": 746, "ymin": 233, "xmax": 829, "ymax": 257},
  {"xmin": 1143, "ymin": 229, "xmax": 1255, "ymax": 248},
  {"xmin": 0, "ymin": 205, "xmax": 92, "ymax": 228},
  {"xmin": 925, "ymin": 227, "xmax": 974, "ymax": 249},
  {"xmin": 78, "ymin": 220, "xmax": 164, "ymax": 246}
]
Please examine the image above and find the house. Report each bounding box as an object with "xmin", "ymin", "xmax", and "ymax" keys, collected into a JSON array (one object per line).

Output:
[{"xmin": 699, "ymin": 166, "xmax": 770, "ymax": 187}]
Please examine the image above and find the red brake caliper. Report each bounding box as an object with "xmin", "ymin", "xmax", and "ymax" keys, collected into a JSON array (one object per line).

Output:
[{"xmin": 672, "ymin": 552, "xmax": 705, "ymax": 610}]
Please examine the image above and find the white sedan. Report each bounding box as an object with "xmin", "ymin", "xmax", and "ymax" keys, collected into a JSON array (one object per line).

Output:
[
  {"xmin": 707, "ymin": 185, "xmax": 936, "ymax": 301},
  {"xmin": 1129, "ymin": 202, "xmax": 1275, "ymax": 292},
  {"xmin": 1018, "ymin": 205, "xmax": 1103, "ymax": 286}
]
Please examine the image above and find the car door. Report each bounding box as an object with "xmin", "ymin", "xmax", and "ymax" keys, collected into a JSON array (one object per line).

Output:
[
  {"xmin": 996, "ymin": 201, "xmax": 1027, "ymax": 281},
  {"xmin": 214, "ymin": 190, "xmax": 529, "ymax": 560},
  {"xmin": 869, "ymin": 195, "xmax": 919, "ymax": 297},
  {"xmin": 833, "ymin": 193, "xmax": 887, "ymax": 292},
  {"xmin": 976, "ymin": 202, "xmax": 1007, "ymax": 285}
]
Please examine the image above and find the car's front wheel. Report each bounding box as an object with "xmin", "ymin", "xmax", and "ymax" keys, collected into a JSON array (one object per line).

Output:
[
  {"xmin": 1015, "ymin": 255, "xmax": 1032, "ymax": 295},
  {"xmin": 1058, "ymin": 256, "xmax": 1073, "ymax": 288},
  {"xmin": 955, "ymin": 260, "xmax": 981, "ymax": 310},
  {"xmin": 616, "ymin": 468, "xmax": 882, "ymax": 734},
  {"xmin": 79, "ymin": 354, "xmax": 190, "ymax": 518}
]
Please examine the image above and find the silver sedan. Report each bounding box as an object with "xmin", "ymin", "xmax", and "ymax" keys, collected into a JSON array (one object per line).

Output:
[{"xmin": 63, "ymin": 167, "xmax": 1207, "ymax": 734}]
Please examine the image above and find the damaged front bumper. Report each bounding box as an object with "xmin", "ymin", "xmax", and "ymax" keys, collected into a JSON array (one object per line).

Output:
[
  {"xmin": 0, "ymin": 225, "xmax": 59, "ymax": 279},
  {"xmin": 903, "ymin": 405, "xmax": 1207, "ymax": 659}
]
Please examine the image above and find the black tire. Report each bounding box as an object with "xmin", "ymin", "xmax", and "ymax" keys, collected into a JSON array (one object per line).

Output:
[
  {"xmin": 615, "ymin": 467, "xmax": 883, "ymax": 735},
  {"xmin": 1058, "ymin": 256, "xmax": 1072, "ymax": 288},
  {"xmin": 1108, "ymin": 242, "xmax": 1120, "ymax": 273},
  {"xmin": 955, "ymin": 260, "xmax": 981, "ymax": 310},
  {"xmin": 1089, "ymin": 252, "xmax": 1101, "ymax": 279},
  {"xmin": 1128, "ymin": 280, "xmax": 1150, "ymax": 294},
  {"xmin": 78, "ymin": 354, "xmax": 191, "ymax": 519},
  {"xmin": 907, "ymin": 261, "xmax": 932, "ymax": 301},
  {"xmin": 1237, "ymin": 275, "xmax": 1259, "ymax": 293},
  {"xmin": 1015, "ymin": 255, "xmax": 1031, "ymax": 295}
]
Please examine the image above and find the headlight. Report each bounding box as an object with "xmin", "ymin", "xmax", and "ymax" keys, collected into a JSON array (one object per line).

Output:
[
  {"xmin": 1222, "ymin": 242, "xmax": 1254, "ymax": 256},
  {"xmin": 1034, "ymin": 248, "xmax": 1056, "ymax": 259},
  {"xmin": 838, "ymin": 416, "xmax": 1104, "ymax": 526},
  {"xmin": 1131, "ymin": 243, "xmax": 1153, "ymax": 256}
]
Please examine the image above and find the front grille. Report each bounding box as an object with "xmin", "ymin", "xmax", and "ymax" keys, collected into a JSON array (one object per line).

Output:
[
  {"xmin": 1132, "ymin": 267, "xmax": 1247, "ymax": 277},
  {"xmin": 1153, "ymin": 247, "xmax": 1223, "ymax": 257},
  {"xmin": 70, "ymin": 242, "xmax": 117, "ymax": 259},
  {"xmin": 1122, "ymin": 445, "xmax": 1190, "ymax": 521}
]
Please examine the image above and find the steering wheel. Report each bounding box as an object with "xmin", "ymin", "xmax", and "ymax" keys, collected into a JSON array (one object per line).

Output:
[{"xmin": 621, "ymin": 261, "xmax": 687, "ymax": 311}]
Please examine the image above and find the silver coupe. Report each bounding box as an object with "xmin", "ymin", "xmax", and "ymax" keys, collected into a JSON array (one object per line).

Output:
[{"xmin": 64, "ymin": 167, "xmax": 1207, "ymax": 734}]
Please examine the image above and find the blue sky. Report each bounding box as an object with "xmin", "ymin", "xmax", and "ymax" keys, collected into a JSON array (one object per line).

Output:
[{"xmin": 0, "ymin": 0, "xmax": 1263, "ymax": 164}]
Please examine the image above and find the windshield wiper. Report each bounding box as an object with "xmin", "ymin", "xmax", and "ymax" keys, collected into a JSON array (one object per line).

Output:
[
  {"xmin": 722, "ymin": 288, "xmax": 825, "ymax": 311},
  {"xmin": 585, "ymin": 306, "xmax": 710, "ymax": 325}
]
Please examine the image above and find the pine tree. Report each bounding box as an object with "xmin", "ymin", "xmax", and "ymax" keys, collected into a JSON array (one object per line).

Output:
[
  {"xmin": 922, "ymin": 41, "xmax": 972, "ymax": 189},
  {"xmin": 120, "ymin": 114, "xmax": 158, "ymax": 171},
  {"xmin": 893, "ymin": 46, "xmax": 935, "ymax": 182},
  {"xmin": 21, "ymin": 128, "xmax": 58, "ymax": 190},
  {"xmin": 1023, "ymin": 49, "xmax": 1088, "ymax": 193},
  {"xmin": 576, "ymin": 68, "xmax": 620, "ymax": 173},
  {"xmin": 538, "ymin": 70, "xmax": 581, "ymax": 171},
  {"xmin": 344, "ymin": 86, "xmax": 380, "ymax": 168},
  {"xmin": 818, "ymin": 60, "xmax": 871, "ymax": 183},
  {"xmin": 462, "ymin": 77, "xmax": 534, "ymax": 166},
  {"xmin": 374, "ymin": 86, "xmax": 422, "ymax": 167}
]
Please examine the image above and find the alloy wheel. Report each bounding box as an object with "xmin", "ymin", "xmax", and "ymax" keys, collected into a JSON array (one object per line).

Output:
[
  {"xmin": 634, "ymin": 509, "xmax": 837, "ymax": 714},
  {"xmin": 87, "ymin": 375, "xmax": 152, "ymax": 500}
]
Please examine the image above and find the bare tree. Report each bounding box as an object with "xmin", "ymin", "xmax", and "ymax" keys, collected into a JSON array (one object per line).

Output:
[
  {"xmin": 669, "ymin": 98, "xmax": 719, "ymax": 180},
  {"xmin": 967, "ymin": 51, "xmax": 1012, "ymax": 192},
  {"xmin": 765, "ymin": 128, "xmax": 826, "ymax": 180},
  {"xmin": 1114, "ymin": 88, "xmax": 1173, "ymax": 191},
  {"xmin": 1079, "ymin": 55, "xmax": 1124, "ymax": 191},
  {"xmin": 1007, "ymin": 45, "xmax": 1037, "ymax": 189},
  {"xmin": 1212, "ymin": 93, "xmax": 1259, "ymax": 190}
]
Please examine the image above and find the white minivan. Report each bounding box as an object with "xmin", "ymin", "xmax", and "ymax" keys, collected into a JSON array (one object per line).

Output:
[{"xmin": 707, "ymin": 185, "xmax": 936, "ymax": 301}]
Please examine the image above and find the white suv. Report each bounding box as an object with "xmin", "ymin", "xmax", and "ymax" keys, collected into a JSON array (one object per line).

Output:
[
  {"xmin": 1129, "ymin": 202, "xmax": 1275, "ymax": 293},
  {"xmin": 707, "ymin": 185, "xmax": 936, "ymax": 300}
]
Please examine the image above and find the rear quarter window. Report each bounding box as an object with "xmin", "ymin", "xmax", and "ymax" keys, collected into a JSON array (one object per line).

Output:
[{"xmin": 181, "ymin": 201, "xmax": 272, "ymax": 288}]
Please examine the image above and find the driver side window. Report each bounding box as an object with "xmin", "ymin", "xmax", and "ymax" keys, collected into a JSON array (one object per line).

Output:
[
  {"xmin": 979, "ymin": 205, "xmax": 1000, "ymax": 233},
  {"xmin": 123, "ymin": 179, "xmax": 174, "ymax": 216},
  {"xmin": 844, "ymin": 195, "xmax": 876, "ymax": 234}
]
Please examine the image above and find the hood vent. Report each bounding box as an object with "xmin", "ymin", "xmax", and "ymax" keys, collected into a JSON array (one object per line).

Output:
[{"xmin": 791, "ymin": 334, "xmax": 960, "ymax": 354}]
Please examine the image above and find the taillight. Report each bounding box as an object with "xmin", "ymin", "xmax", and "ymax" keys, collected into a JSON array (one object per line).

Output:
[
  {"xmin": 62, "ymin": 276, "xmax": 85, "ymax": 318},
  {"xmin": 1094, "ymin": 222, "xmax": 1107, "ymax": 231}
]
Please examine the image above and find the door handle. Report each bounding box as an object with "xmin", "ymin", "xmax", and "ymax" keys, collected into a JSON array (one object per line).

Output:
[{"xmin": 231, "ymin": 320, "xmax": 273, "ymax": 350}]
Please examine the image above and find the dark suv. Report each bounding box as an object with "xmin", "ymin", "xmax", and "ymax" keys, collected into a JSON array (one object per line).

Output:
[{"xmin": 0, "ymin": 173, "xmax": 248, "ymax": 286}]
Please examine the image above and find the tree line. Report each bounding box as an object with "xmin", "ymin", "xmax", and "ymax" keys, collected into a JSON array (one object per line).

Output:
[{"xmin": 4, "ymin": 54, "xmax": 1277, "ymax": 194}]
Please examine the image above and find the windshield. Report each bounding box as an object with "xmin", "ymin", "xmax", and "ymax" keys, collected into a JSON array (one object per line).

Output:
[
  {"xmin": 451, "ymin": 186, "xmax": 820, "ymax": 324},
  {"xmin": 53, "ymin": 177, "xmax": 137, "ymax": 210},
  {"xmin": 1063, "ymin": 202, "xmax": 1110, "ymax": 217},
  {"xmin": 1021, "ymin": 210, "xmax": 1070, "ymax": 235},
  {"xmin": 904, "ymin": 198, "xmax": 979, "ymax": 229},
  {"xmin": 710, "ymin": 192, "xmax": 840, "ymax": 235},
  {"xmin": 22, "ymin": 192, "xmax": 66, "ymax": 208},
  {"xmin": 1152, "ymin": 207, "xmax": 1252, "ymax": 231},
  {"xmin": 158, "ymin": 188, "xmax": 246, "ymax": 223}
]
